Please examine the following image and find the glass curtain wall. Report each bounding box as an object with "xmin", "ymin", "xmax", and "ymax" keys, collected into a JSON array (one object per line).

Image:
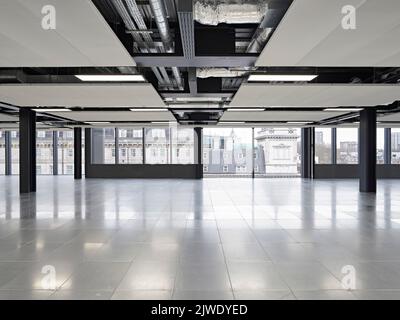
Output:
[
  {"xmin": 118, "ymin": 128, "xmax": 143, "ymax": 164},
  {"xmin": 336, "ymin": 128, "xmax": 358, "ymax": 164},
  {"xmin": 377, "ymin": 128, "xmax": 385, "ymax": 164},
  {"xmin": 171, "ymin": 127, "xmax": 194, "ymax": 164},
  {"xmin": 91, "ymin": 128, "xmax": 115, "ymax": 164},
  {"xmin": 11, "ymin": 130, "xmax": 19, "ymax": 175},
  {"xmin": 36, "ymin": 130, "xmax": 53, "ymax": 174},
  {"xmin": 203, "ymin": 128, "xmax": 253, "ymax": 176},
  {"xmin": 57, "ymin": 130, "xmax": 74, "ymax": 174},
  {"xmin": 391, "ymin": 128, "xmax": 400, "ymax": 164},
  {"xmin": 0, "ymin": 131, "xmax": 4, "ymax": 175},
  {"xmin": 315, "ymin": 128, "xmax": 332, "ymax": 164},
  {"xmin": 254, "ymin": 128, "xmax": 301, "ymax": 177},
  {"xmin": 145, "ymin": 128, "xmax": 170, "ymax": 164}
]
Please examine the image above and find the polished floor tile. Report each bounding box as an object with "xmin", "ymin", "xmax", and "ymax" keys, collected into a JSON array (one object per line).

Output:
[{"xmin": 0, "ymin": 176, "xmax": 400, "ymax": 299}]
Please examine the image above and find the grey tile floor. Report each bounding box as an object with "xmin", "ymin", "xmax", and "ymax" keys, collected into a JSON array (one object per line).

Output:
[{"xmin": 0, "ymin": 176, "xmax": 400, "ymax": 300}]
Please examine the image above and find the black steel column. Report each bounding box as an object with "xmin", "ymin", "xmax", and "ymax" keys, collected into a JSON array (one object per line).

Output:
[
  {"xmin": 301, "ymin": 127, "xmax": 314, "ymax": 179},
  {"xmin": 142, "ymin": 128, "xmax": 146, "ymax": 164},
  {"xmin": 19, "ymin": 109, "xmax": 36, "ymax": 193},
  {"xmin": 114, "ymin": 128, "xmax": 119, "ymax": 164},
  {"xmin": 331, "ymin": 128, "xmax": 337, "ymax": 164},
  {"xmin": 84, "ymin": 128, "xmax": 91, "ymax": 176},
  {"xmin": 251, "ymin": 127, "xmax": 255, "ymax": 178},
  {"xmin": 194, "ymin": 127, "xmax": 203, "ymax": 179},
  {"xmin": 384, "ymin": 128, "xmax": 391, "ymax": 164},
  {"xmin": 5, "ymin": 131, "xmax": 11, "ymax": 175},
  {"xmin": 52, "ymin": 131, "xmax": 58, "ymax": 175},
  {"xmin": 74, "ymin": 127, "xmax": 82, "ymax": 179},
  {"xmin": 359, "ymin": 109, "xmax": 376, "ymax": 193}
]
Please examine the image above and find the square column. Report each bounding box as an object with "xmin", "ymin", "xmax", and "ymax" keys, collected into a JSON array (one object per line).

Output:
[
  {"xmin": 301, "ymin": 127, "xmax": 314, "ymax": 179},
  {"xmin": 74, "ymin": 127, "xmax": 82, "ymax": 179},
  {"xmin": 19, "ymin": 109, "xmax": 36, "ymax": 193},
  {"xmin": 194, "ymin": 127, "xmax": 203, "ymax": 179},
  {"xmin": 359, "ymin": 109, "xmax": 376, "ymax": 192}
]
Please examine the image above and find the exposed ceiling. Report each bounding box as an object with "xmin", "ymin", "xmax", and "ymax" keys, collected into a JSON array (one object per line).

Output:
[
  {"xmin": 0, "ymin": 0, "xmax": 399, "ymax": 128},
  {"xmin": 256, "ymin": 0, "xmax": 400, "ymax": 67}
]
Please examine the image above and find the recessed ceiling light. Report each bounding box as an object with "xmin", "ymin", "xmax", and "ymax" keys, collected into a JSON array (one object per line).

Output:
[
  {"xmin": 227, "ymin": 108, "xmax": 265, "ymax": 112},
  {"xmin": 323, "ymin": 108, "xmax": 363, "ymax": 112},
  {"xmin": 32, "ymin": 108, "xmax": 71, "ymax": 112},
  {"xmin": 287, "ymin": 121, "xmax": 311, "ymax": 124},
  {"xmin": 219, "ymin": 121, "xmax": 246, "ymax": 124},
  {"xmin": 75, "ymin": 75, "xmax": 145, "ymax": 82},
  {"xmin": 85, "ymin": 121, "xmax": 111, "ymax": 124},
  {"xmin": 130, "ymin": 108, "xmax": 168, "ymax": 112},
  {"xmin": 248, "ymin": 74, "xmax": 318, "ymax": 82},
  {"xmin": 174, "ymin": 97, "xmax": 223, "ymax": 102}
]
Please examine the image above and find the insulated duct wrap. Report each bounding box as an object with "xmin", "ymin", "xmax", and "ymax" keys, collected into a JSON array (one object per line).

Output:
[{"xmin": 194, "ymin": 0, "xmax": 268, "ymax": 25}]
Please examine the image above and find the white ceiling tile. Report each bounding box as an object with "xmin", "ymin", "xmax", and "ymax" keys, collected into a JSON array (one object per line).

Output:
[
  {"xmin": 257, "ymin": 0, "xmax": 400, "ymax": 67},
  {"xmin": 0, "ymin": 84, "xmax": 165, "ymax": 107},
  {"xmin": 0, "ymin": 0, "xmax": 134, "ymax": 67}
]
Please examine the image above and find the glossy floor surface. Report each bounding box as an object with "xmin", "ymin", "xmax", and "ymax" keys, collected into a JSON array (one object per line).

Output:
[{"xmin": 1, "ymin": 176, "xmax": 400, "ymax": 300}]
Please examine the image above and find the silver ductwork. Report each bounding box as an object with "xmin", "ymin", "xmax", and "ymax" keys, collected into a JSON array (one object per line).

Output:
[
  {"xmin": 112, "ymin": 0, "xmax": 183, "ymax": 90},
  {"xmin": 196, "ymin": 68, "xmax": 249, "ymax": 78},
  {"xmin": 149, "ymin": 0, "xmax": 173, "ymax": 53},
  {"xmin": 194, "ymin": 0, "xmax": 268, "ymax": 25},
  {"xmin": 149, "ymin": 0, "xmax": 183, "ymax": 89}
]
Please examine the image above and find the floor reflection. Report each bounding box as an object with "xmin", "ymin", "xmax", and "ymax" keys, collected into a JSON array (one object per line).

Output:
[{"xmin": 0, "ymin": 176, "xmax": 400, "ymax": 300}]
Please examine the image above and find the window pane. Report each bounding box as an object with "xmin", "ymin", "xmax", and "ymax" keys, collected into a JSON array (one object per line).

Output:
[
  {"xmin": 315, "ymin": 128, "xmax": 332, "ymax": 164},
  {"xmin": 57, "ymin": 130, "xmax": 74, "ymax": 174},
  {"xmin": 377, "ymin": 128, "xmax": 384, "ymax": 164},
  {"xmin": 255, "ymin": 128, "xmax": 301, "ymax": 177},
  {"xmin": 145, "ymin": 128, "xmax": 170, "ymax": 164},
  {"xmin": 391, "ymin": 128, "xmax": 400, "ymax": 164},
  {"xmin": 171, "ymin": 128, "xmax": 194, "ymax": 164},
  {"xmin": 91, "ymin": 128, "xmax": 115, "ymax": 164},
  {"xmin": 337, "ymin": 128, "xmax": 358, "ymax": 164},
  {"xmin": 36, "ymin": 130, "xmax": 53, "ymax": 175},
  {"xmin": 118, "ymin": 128, "xmax": 143, "ymax": 164},
  {"xmin": 203, "ymin": 128, "xmax": 253, "ymax": 176},
  {"xmin": 0, "ymin": 131, "xmax": 4, "ymax": 175},
  {"xmin": 11, "ymin": 130, "xmax": 19, "ymax": 175}
]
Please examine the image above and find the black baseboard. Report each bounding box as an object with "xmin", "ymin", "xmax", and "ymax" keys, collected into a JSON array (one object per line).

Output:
[{"xmin": 85, "ymin": 164, "xmax": 202, "ymax": 179}]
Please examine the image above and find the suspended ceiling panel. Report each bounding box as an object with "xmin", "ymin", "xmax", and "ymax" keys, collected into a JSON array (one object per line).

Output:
[
  {"xmin": 0, "ymin": 113, "xmax": 18, "ymax": 121},
  {"xmin": 230, "ymin": 84, "xmax": 400, "ymax": 107},
  {"xmin": 220, "ymin": 110, "xmax": 347, "ymax": 122},
  {"xmin": 46, "ymin": 111, "xmax": 175, "ymax": 122},
  {"xmin": 0, "ymin": 0, "xmax": 134, "ymax": 67},
  {"xmin": 379, "ymin": 113, "xmax": 400, "ymax": 122},
  {"xmin": 257, "ymin": 0, "xmax": 400, "ymax": 67},
  {"xmin": 0, "ymin": 84, "xmax": 165, "ymax": 107}
]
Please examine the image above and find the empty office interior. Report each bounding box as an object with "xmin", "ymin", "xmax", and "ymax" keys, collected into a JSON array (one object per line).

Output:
[{"xmin": 0, "ymin": 0, "xmax": 400, "ymax": 301}]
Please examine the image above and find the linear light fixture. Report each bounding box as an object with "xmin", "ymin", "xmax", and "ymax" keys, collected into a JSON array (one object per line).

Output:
[
  {"xmin": 130, "ymin": 108, "xmax": 168, "ymax": 112},
  {"xmin": 151, "ymin": 121, "xmax": 171, "ymax": 124},
  {"xmin": 287, "ymin": 121, "xmax": 311, "ymax": 124},
  {"xmin": 32, "ymin": 108, "xmax": 71, "ymax": 112},
  {"xmin": 227, "ymin": 108, "xmax": 265, "ymax": 112},
  {"xmin": 219, "ymin": 121, "xmax": 246, "ymax": 124},
  {"xmin": 85, "ymin": 121, "xmax": 111, "ymax": 124},
  {"xmin": 75, "ymin": 75, "xmax": 145, "ymax": 82},
  {"xmin": 248, "ymin": 74, "xmax": 318, "ymax": 82},
  {"xmin": 323, "ymin": 108, "xmax": 363, "ymax": 112}
]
